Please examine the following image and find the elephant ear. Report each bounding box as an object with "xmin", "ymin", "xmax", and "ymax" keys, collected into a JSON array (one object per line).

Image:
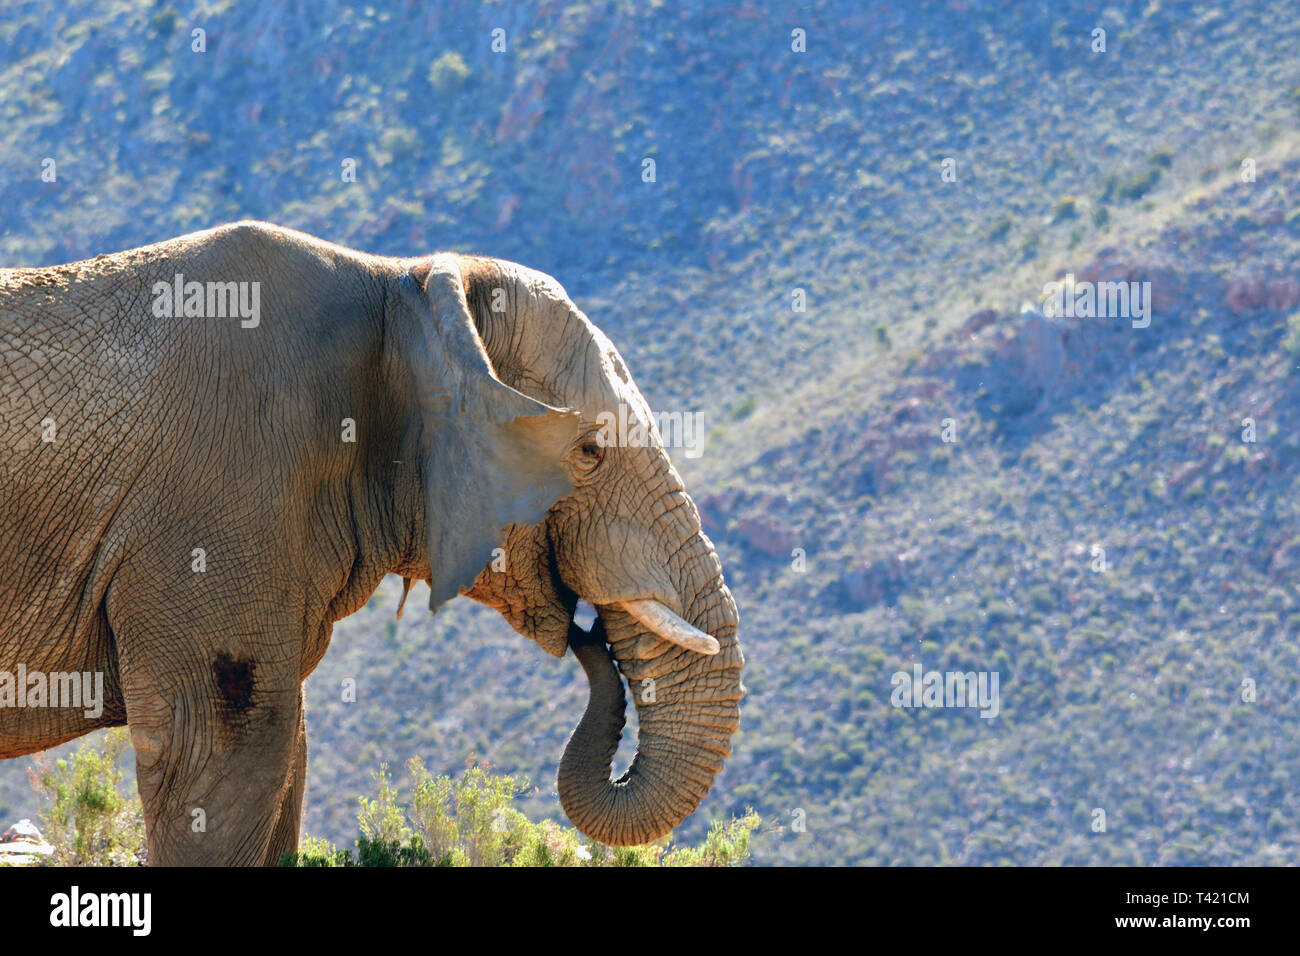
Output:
[{"xmin": 411, "ymin": 254, "xmax": 581, "ymax": 613}]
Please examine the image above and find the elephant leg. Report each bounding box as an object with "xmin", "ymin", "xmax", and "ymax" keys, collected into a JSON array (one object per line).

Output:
[
  {"xmin": 264, "ymin": 692, "xmax": 307, "ymax": 866},
  {"xmin": 117, "ymin": 621, "xmax": 305, "ymax": 866}
]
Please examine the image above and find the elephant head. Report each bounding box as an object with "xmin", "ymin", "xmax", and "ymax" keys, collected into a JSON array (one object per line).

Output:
[{"xmin": 414, "ymin": 254, "xmax": 744, "ymax": 846}]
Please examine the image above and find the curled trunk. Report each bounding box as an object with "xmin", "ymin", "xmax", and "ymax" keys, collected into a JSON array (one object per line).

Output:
[{"xmin": 558, "ymin": 549, "xmax": 743, "ymax": 846}]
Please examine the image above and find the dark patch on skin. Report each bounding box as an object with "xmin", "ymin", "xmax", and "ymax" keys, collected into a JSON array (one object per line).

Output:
[{"xmin": 213, "ymin": 652, "xmax": 256, "ymax": 713}]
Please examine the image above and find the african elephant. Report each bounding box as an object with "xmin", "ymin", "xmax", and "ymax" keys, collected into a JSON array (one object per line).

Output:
[{"xmin": 0, "ymin": 221, "xmax": 743, "ymax": 865}]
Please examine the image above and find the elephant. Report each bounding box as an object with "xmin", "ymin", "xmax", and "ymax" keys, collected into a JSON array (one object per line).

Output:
[{"xmin": 0, "ymin": 221, "xmax": 744, "ymax": 865}]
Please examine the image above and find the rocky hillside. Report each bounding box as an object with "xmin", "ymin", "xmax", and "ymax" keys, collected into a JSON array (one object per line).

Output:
[{"xmin": 2, "ymin": 0, "xmax": 1299, "ymax": 864}]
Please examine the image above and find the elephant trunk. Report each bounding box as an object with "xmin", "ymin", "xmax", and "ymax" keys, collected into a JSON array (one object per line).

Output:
[{"xmin": 558, "ymin": 539, "xmax": 743, "ymax": 846}]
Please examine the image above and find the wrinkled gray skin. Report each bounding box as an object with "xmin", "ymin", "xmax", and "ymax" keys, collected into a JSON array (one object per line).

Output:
[{"xmin": 0, "ymin": 222, "xmax": 743, "ymax": 864}]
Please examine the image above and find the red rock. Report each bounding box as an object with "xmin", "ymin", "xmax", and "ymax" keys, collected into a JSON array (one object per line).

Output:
[
  {"xmin": 1267, "ymin": 277, "xmax": 1300, "ymax": 311},
  {"xmin": 1226, "ymin": 277, "xmax": 1268, "ymax": 314},
  {"xmin": 736, "ymin": 516, "xmax": 797, "ymax": 558},
  {"xmin": 840, "ymin": 558, "xmax": 904, "ymax": 607},
  {"xmin": 1, "ymin": 819, "xmax": 43, "ymax": 844}
]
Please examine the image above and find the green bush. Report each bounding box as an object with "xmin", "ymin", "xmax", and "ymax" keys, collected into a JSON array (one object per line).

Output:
[
  {"xmin": 26, "ymin": 737, "xmax": 757, "ymax": 868},
  {"xmin": 428, "ymin": 51, "xmax": 471, "ymax": 92},
  {"xmin": 31, "ymin": 728, "xmax": 145, "ymax": 866},
  {"xmin": 1118, "ymin": 167, "xmax": 1162, "ymax": 201},
  {"xmin": 1050, "ymin": 195, "xmax": 1078, "ymax": 223},
  {"xmin": 1283, "ymin": 313, "xmax": 1300, "ymax": 355},
  {"xmin": 283, "ymin": 758, "xmax": 761, "ymax": 867}
]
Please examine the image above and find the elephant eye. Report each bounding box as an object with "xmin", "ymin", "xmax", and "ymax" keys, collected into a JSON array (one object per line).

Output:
[{"xmin": 574, "ymin": 438, "xmax": 604, "ymax": 472}]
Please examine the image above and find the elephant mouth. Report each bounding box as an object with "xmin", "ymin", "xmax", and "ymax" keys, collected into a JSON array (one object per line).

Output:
[
  {"xmin": 542, "ymin": 513, "xmax": 720, "ymax": 657},
  {"xmin": 541, "ymin": 525, "xmax": 722, "ymax": 657}
]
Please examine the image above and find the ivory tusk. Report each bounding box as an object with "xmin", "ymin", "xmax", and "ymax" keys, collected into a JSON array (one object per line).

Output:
[{"xmin": 612, "ymin": 599, "xmax": 721, "ymax": 655}]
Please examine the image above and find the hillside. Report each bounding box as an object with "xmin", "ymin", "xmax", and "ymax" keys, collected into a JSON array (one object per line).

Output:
[{"xmin": 3, "ymin": 0, "xmax": 1300, "ymax": 864}]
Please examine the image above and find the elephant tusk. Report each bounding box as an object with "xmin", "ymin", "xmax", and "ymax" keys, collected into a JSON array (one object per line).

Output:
[{"xmin": 611, "ymin": 599, "xmax": 721, "ymax": 655}]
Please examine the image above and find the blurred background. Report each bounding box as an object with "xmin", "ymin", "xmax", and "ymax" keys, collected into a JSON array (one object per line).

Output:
[{"xmin": 2, "ymin": 0, "xmax": 1299, "ymax": 864}]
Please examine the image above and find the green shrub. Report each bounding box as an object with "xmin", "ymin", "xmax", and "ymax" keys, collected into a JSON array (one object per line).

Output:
[
  {"xmin": 1148, "ymin": 148, "xmax": 1175, "ymax": 169},
  {"xmin": 284, "ymin": 758, "xmax": 760, "ymax": 867},
  {"xmin": 1283, "ymin": 313, "xmax": 1300, "ymax": 355},
  {"xmin": 1118, "ymin": 167, "xmax": 1161, "ymax": 201},
  {"xmin": 1050, "ymin": 196, "xmax": 1078, "ymax": 223},
  {"xmin": 31, "ymin": 728, "xmax": 145, "ymax": 866},
  {"xmin": 428, "ymin": 51, "xmax": 471, "ymax": 92},
  {"xmin": 26, "ymin": 737, "xmax": 757, "ymax": 868}
]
